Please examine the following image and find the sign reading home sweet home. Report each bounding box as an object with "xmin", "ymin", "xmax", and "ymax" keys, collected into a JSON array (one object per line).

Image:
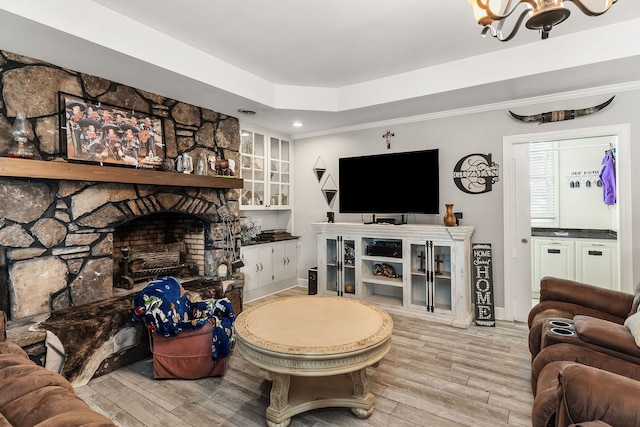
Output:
[{"xmin": 472, "ymin": 243, "xmax": 495, "ymax": 326}]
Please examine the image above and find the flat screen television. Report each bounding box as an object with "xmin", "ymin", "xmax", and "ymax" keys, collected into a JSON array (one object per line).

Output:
[{"xmin": 338, "ymin": 149, "xmax": 439, "ymax": 215}]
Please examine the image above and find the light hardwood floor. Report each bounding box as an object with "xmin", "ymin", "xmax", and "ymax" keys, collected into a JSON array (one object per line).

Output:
[{"xmin": 74, "ymin": 287, "xmax": 533, "ymax": 427}]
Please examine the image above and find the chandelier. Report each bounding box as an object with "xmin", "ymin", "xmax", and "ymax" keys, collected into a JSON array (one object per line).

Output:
[{"xmin": 468, "ymin": 0, "xmax": 618, "ymax": 41}]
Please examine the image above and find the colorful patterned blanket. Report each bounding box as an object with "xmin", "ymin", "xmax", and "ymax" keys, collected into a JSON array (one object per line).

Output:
[{"xmin": 133, "ymin": 276, "xmax": 235, "ymax": 360}]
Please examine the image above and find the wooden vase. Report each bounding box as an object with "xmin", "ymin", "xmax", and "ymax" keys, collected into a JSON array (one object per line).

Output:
[{"xmin": 443, "ymin": 204, "xmax": 456, "ymax": 227}]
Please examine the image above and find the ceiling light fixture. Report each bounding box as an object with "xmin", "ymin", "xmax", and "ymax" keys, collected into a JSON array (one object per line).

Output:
[
  {"xmin": 292, "ymin": 121, "xmax": 303, "ymax": 127},
  {"xmin": 237, "ymin": 108, "xmax": 257, "ymax": 115},
  {"xmin": 468, "ymin": 0, "xmax": 618, "ymax": 41}
]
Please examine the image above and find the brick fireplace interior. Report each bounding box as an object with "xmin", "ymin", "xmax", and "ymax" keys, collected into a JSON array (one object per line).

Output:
[{"xmin": 113, "ymin": 212, "xmax": 206, "ymax": 285}]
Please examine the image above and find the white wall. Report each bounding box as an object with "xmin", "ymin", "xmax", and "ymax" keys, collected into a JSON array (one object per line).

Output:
[{"xmin": 292, "ymin": 90, "xmax": 640, "ymax": 312}]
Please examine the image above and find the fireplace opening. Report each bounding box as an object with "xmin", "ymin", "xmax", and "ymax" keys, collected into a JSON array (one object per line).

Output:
[{"xmin": 113, "ymin": 213, "xmax": 205, "ymax": 289}]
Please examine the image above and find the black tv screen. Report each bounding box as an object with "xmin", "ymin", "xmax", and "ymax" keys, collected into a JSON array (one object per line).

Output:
[{"xmin": 338, "ymin": 149, "xmax": 439, "ymax": 214}]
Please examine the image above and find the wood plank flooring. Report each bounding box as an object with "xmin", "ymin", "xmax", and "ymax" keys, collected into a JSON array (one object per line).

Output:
[{"xmin": 74, "ymin": 287, "xmax": 532, "ymax": 426}]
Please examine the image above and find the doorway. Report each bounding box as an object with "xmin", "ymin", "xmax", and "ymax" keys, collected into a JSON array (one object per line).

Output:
[{"xmin": 502, "ymin": 124, "xmax": 632, "ymax": 322}]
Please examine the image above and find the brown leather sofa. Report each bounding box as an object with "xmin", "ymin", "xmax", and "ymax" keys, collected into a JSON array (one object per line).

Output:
[
  {"xmin": 532, "ymin": 343, "xmax": 640, "ymax": 426},
  {"xmin": 529, "ymin": 278, "xmax": 640, "ymax": 426},
  {"xmin": 534, "ymin": 362, "xmax": 640, "ymax": 427},
  {"xmin": 528, "ymin": 276, "xmax": 637, "ymax": 357},
  {"xmin": 531, "ymin": 342, "xmax": 640, "ymax": 395},
  {"xmin": 0, "ymin": 311, "xmax": 117, "ymax": 427}
]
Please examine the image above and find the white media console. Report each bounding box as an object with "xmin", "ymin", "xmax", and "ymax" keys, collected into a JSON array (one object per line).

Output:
[{"xmin": 311, "ymin": 222, "xmax": 475, "ymax": 328}]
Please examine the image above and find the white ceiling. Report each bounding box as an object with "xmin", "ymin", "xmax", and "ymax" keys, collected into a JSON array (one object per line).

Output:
[{"xmin": 1, "ymin": 1, "xmax": 640, "ymax": 138}]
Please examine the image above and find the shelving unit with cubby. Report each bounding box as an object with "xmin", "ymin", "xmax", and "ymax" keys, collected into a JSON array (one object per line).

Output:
[{"xmin": 359, "ymin": 237, "xmax": 403, "ymax": 306}]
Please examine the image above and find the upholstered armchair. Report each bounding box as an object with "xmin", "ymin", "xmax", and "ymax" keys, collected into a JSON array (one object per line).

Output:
[
  {"xmin": 133, "ymin": 276, "xmax": 236, "ymax": 379},
  {"xmin": 150, "ymin": 321, "xmax": 228, "ymax": 379},
  {"xmin": 528, "ymin": 276, "xmax": 636, "ymax": 357}
]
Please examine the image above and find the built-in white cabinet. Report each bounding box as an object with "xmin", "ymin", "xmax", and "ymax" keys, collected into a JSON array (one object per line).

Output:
[
  {"xmin": 241, "ymin": 243, "xmax": 274, "ymax": 291},
  {"xmin": 575, "ymin": 240, "xmax": 618, "ymax": 290},
  {"xmin": 532, "ymin": 237, "xmax": 618, "ymax": 293},
  {"xmin": 532, "ymin": 238, "xmax": 575, "ymax": 294},
  {"xmin": 312, "ymin": 222, "xmax": 475, "ymax": 328},
  {"xmin": 273, "ymin": 240, "xmax": 299, "ymax": 284},
  {"xmin": 239, "ymin": 125, "xmax": 291, "ymax": 210},
  {"xmin": 240, "ymin": 239, "xmax": 299, "ymax": 301}
]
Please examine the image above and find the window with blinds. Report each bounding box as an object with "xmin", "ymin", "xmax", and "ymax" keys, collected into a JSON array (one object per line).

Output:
[{"xmin": 530, "ymin": 141, "xmax": 558, "ymax": 227}]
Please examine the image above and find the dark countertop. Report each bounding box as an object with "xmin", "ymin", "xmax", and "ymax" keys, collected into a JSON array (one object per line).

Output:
[
  {"xmin": 531, "ymin": 228, "xmax": 617, "ymax": 240},
  {"xmin": 241, "ymin": 235, "xmax": 300, "ymax": 246}
]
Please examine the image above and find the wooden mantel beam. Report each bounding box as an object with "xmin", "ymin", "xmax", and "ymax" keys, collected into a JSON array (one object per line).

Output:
[{"xmin": 0, "ymin": 158, "xmax": 243, "ymax": 189}]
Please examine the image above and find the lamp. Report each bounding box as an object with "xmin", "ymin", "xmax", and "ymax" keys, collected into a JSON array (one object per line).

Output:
[
  {"xmin": 8, "ymin": 111, "xmax": 36, "ymax": 159},
  {"xmin": 468, "ymin": 0, "xmax": 618, "ymax": 41}
]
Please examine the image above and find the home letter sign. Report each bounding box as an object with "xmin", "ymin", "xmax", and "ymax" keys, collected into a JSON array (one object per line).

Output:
[{"xmin": 473, "ymin": 243, "xmax": 495, "ymax": 326}]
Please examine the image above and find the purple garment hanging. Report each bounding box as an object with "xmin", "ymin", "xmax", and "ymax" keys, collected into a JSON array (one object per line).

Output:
[{"xmin": 599, "ymin": 150, "xmax": 616, "ymax": 205}]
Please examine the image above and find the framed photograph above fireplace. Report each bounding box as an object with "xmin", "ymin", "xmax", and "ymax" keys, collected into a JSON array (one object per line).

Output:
[{"xmin": 59, "ymin": 92, "xmax": 166, "ymax": 169}]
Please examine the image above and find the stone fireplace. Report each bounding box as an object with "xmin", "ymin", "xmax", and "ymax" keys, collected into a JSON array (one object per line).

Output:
[
  {"xmin": 0, "ymin": 48, "xmax": 245, "ymax": 322},
  {"xmin": 0, "ymin": 177, "xmax": 239, "ymax": 320}
]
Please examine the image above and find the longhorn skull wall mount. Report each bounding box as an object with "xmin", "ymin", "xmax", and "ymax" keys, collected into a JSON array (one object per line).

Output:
[{"xmin": 509, "ymin": 96, "xmax": 615, "ymax": 124}]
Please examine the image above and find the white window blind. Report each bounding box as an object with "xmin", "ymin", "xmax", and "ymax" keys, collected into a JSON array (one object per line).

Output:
[{"xmin": 530, "ymin": 142, "xmax": 558, "ymax": 225}]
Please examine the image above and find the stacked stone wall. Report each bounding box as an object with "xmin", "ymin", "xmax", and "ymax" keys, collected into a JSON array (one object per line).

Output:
[
  {"xmin": 0, "ymin": 179, "xmax": 239, "ymax": 319},
  {"xmin": 0, "ymin": 49, "xmax": 241, "ymax": 320}
]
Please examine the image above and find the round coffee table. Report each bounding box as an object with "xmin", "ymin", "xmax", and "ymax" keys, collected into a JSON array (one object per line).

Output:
[{"xmin": 235, "ymin": 294, "xmax": 393, "ymax": 427}]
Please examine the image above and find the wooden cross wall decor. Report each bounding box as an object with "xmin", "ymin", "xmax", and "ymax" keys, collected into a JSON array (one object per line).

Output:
[{"xmin": 382, "ymin": 130, "xmax": 394, "ymax": 149}]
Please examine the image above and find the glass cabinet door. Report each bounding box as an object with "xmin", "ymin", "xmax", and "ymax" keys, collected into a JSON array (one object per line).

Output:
[
  {"xmin": 240, "ymin": 129, "xmax": 266, "ymax": 208},
  {"xmin": 325, "ymin": 237, "xmax": 339, "ymax": 294},
  {"xmin": 268, "ymin": 136, "xmax": 291, "ymax": 207},
  {"xmin": 409, "ymin": 243, "xmax": 428, "ymax": 308},
  {"xmin": 409, "ymin": 241, "xmax": 452, "ymax": 312},
  {"xmin": 240, "ymin": 126, "xmax": 291, "ymax": 210},
  {"xmin": 343, "ymin": 238, "xmax": 356, "ymax": 296},
  {"xmin": 323, "ymin": 236, "xmax": 356, "ymax": 296}
]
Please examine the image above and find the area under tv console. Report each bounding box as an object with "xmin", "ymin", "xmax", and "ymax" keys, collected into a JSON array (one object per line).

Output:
[{"xmin": 311, "ymin": 222, "xmax": 475, "ymax": 328}]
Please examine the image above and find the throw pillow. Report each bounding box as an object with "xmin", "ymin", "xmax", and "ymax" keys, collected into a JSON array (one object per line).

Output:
[
  {"xmin": 630, "ymin": 282, "xmax": 640, "ymax": 314},
  {"xmin": 624, "ymin": 311, "xmax": 640, "ymax": 347}
]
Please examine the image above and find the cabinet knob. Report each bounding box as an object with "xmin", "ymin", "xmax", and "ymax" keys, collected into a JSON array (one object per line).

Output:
[
  {"xmin": 260, "ymin": 263, "xmax": 263, "ymax": 271},
  {"xmin": 521, "ymin": 238, "xmax": 529, "ymax": 243}
]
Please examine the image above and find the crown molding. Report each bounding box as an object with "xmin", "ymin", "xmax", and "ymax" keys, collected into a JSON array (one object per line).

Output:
[{"xmin": 292, "ymin": 80, "xmax": 640, "ymax": 140}]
